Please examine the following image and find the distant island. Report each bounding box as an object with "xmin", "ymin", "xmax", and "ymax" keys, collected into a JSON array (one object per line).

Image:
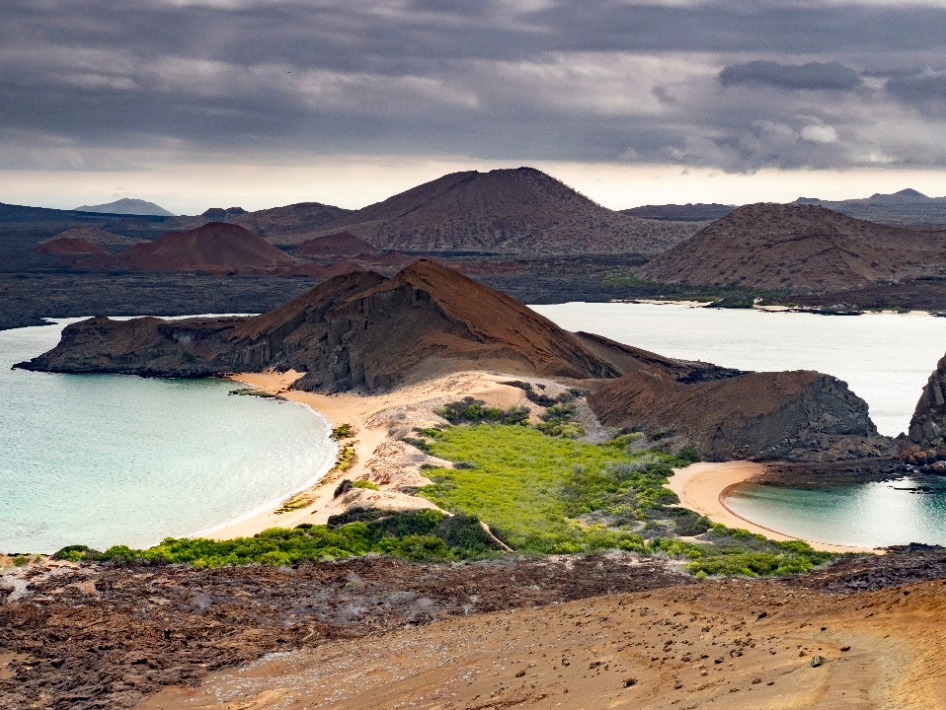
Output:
[{"xmin": 75, "ymin": 197, "xmax": 176, "ymax": 217}]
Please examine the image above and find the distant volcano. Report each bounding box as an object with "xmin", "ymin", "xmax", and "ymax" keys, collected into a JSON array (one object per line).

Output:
[
  {"xmin": 114, "ymin": 222, "xmax": 297, "ymax": 274},
  {"xmin": 290, "ymin": 167, "xmax": 700, "ymax": 255},
  {"xmin": 75, "ymin": 198, "xmax": 175, "ymax": 217},
  {"xmin": 643, "ymin": 202, "xmax": 946, "ymax": 292}
]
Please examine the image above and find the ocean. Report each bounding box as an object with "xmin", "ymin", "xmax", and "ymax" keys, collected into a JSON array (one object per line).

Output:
[{"xmin": 0, "ymin": 318, "xmax": 336, "ymax": 554}]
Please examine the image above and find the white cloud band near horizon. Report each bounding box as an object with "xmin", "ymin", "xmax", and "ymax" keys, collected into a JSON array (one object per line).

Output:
[{"xmin": 5, "ymin": 157, "xmax": 946, "ymax": 215}]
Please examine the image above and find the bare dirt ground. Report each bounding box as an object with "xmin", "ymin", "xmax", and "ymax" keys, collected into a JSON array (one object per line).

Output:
[
  {"xmin": 4, "ymin": 547, "xmax": 946, "ymax": 710},
  {"xmin": 142, "ymin": 577, "xmax": 946, "ymax": 710}
]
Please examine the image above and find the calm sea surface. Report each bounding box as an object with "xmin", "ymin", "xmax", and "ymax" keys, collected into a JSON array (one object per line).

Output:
[
  {"xmin": 535, "ymin": 303, "xmax": 946, "ymax": 547},
  {"xmin": 0, "ymin": 319, "xmax": 335, "ymax": 554}
]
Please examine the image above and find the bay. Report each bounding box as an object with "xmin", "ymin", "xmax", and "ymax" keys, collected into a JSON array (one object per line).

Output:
[{"xmin": 0, "ymin": 318, "xmax": 336, "ymax": 554}]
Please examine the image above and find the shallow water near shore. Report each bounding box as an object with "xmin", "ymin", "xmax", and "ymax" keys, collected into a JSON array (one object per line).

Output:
[
  {"xmin": 724, "ymin": 477, "xmax": 946, "ymax": 548},
  {"xmin": 536, "ymin": 302, "xmax": 946, "ymax": 547},
  {"xmin": 0, "ymin": 318, "xmax": 335, "ymax": 554}
]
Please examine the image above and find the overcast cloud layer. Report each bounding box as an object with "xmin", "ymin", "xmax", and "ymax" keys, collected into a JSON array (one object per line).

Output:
[{"xmin": 4, "ymin": 0, "xmax": 946, "ymax": 202}]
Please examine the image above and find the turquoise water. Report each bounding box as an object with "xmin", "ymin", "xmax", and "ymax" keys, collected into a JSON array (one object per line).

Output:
[
  {"xmin": 535, "ymin": 302, "xmax": 946, "ymax": 547},
  {"xmin": 0, "ymin": 319, "xmax": 336, "ymax": 554},
  {"xmin": 725, "ymin": 479, "xmax": 946, "ymax": 548}
]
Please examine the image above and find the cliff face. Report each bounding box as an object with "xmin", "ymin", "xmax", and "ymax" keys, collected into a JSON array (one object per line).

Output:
[
  {"xmin": 18, "ymin": 261, "xmax": 621, "ymax": 393},
  {"xmin": 908, "ymin": 354, "xmax": 946, "ymax": 457},
  {"xmin": 589, "ymin": 369, "xmax": 892, "ymax": 462}
]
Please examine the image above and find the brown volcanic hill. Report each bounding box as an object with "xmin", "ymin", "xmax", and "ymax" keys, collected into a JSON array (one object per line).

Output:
[
  {"xmin": 621, "ymin": 203, "xmax": 734, "ymax": 222},
  {"xmin": 35, "ymin": 237, "xmax": 108, "ymax": 256},
  {"xmin": 589, "ymin": 368, "xmax": 892, "ymax": 461},
  {"xmin": 642, "ymin": 203, "xmax": 946, "ymax": 293},
  {"xmin": 114, "ymin": 222, "xmax": 297, "ymax": 274},
  {"xmin": 18, "ymin": 260, "xmax": 892, "ymax": 459},
  {"xmin": 231, "ymin": 202, "xmax": 353, "ymax": 240},
  {"xmin": 19, "ymin": 261, "xmax": 622, "ymax": 392},
  {"xmin": 41, "ymin": 226, "xmax": 146, "ymax": 249},
  {"xmin": 294, "ymin": 231, "xmax": 379, "ymax": 258},
  {"xmin": 295, "ymin": 167, "xmax": 701, "ymax": 255}
]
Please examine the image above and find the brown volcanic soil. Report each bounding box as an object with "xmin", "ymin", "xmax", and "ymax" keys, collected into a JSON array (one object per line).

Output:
[
  {"xmin": 589, "ymin": 369, "xmax": 893, "ymax": 461},
  {"xmin": 0, "ymin": 555, "xmax": 690, "ymax": 710},
  {"xmin": 643, "ymin": 203, "xmax": 946, "ymax": 293},
  {"xmin": 115, "ymin": 222, "xmax": 297, "ymax": 274},
  {"xmin": 294, "ymin": 231, "xmax": 379, "ymax": 257},
  {"xmin": 35, "ymin": 237, "xmax": 108, "ymax": 256},
  {"xmin": 41, "ymin": 226, "xmax": 146, "ymax": 250},
  {"xmin": 295, "ymin": 167, "xmax": 701, "ymax": 255},
  {"xmin": 5, "ymin": 548, "xmax": 946, "ymax": 709}
]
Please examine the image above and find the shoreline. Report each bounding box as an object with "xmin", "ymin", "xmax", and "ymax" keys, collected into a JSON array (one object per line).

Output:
[
  {"xmin": 666, "ymin": 461, "xmax": 881, "ymax": 554},
  {"xmin": 209, "ymin": 370, "xmax": 531, "ymax": 540}
]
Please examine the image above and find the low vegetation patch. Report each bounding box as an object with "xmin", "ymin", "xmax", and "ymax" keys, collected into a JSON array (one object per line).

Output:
[
  {"xmin": 536, "ymin": 401, "xmax": 584, "ymax": 438},
  {"xmin": 334, "ymin": 441, "xmax": 357, "ymax": 473},
  {"xmin": 415, "ymin": 425, "xmax": 832, "ymax": 575},
  {"xmin": 331, "ymin": 423, "xmax": 356, "ymax": 441},
  {"xmin": 435, "ymin": 396, "xmax": 530, "ymax": 426},
  {"xmin": 55, "ymin": 412, "xmax": 831, "ymax": 577},
  {"xmin": 53, "ymin": 510, "xmax": 501, "ymax": 568}
]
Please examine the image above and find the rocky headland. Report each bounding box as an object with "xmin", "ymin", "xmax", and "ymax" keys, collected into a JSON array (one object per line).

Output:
[
  {"xmin": 906, "ymin": 353, "xmax": 946, "ymax": 467},
  {"xmin": 18, "ymin": 260, "xmax": 898, "ymax": 465},
  {"xmin": 588, "ymin": 369, "xmax": 894, "ymax": 462}
]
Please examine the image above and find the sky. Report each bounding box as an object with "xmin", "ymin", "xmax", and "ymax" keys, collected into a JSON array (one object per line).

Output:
[{"xmin": 4, "ymin": 0, "xmax": 946, "ymax": 214}]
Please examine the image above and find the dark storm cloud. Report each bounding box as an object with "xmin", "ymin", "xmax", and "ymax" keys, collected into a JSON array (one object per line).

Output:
[
  {"xmin": 886, "ymin": 71, "xmax": 946, "ymax": 106},
  {"xmin": 4, "ymin": 0, "xmax": 946, "ymax": 172},
  {"xmin": 719, "ymin": 61, "xmax": 864, "ymax": 92}
]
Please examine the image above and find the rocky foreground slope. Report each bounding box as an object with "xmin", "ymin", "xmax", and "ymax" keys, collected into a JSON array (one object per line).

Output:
[
  {"xmin": 643, "ymin": 202, "xmax": 946, "ymax": 293},
  {"xmin": 4, "ymin": 548, "xmax": 946, "ymax": 710}
]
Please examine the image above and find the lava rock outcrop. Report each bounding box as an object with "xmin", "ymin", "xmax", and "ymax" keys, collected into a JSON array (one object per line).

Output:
[
  {"xmin": 907, "ymin": 354, "xmax": 946, "ymax": 460},
  {"xmin": 588, "ymin": 369, "xmax": 893, "ymax": 462}
]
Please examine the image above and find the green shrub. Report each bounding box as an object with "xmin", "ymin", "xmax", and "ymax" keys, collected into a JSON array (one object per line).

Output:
[
  {"xmin": 435, "ymin": 397, "xmax": 530, "ymax": 426},
  {"xmin": 53, "ymin": 545, "xmax": 101, "ymax": 563},
  {"xmin": 352, "ymin": 479, "xmax": 380, "ymax": 491},
  {"xmin": 331, "ymin": 423, "xmax": 356, "ymax": 440}
]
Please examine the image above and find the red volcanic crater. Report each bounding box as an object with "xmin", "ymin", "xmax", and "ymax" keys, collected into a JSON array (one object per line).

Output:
[
  {"xmin": 295, "ymin": 231, "xmax": 379, "ymax": 258},
  {"xmin": 36, "ymin": 238, "xmax": 109, "ymax": 256},
  {"xmin": 115, "ymin": 223, "xmax": 297, "ymax": 274}
]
